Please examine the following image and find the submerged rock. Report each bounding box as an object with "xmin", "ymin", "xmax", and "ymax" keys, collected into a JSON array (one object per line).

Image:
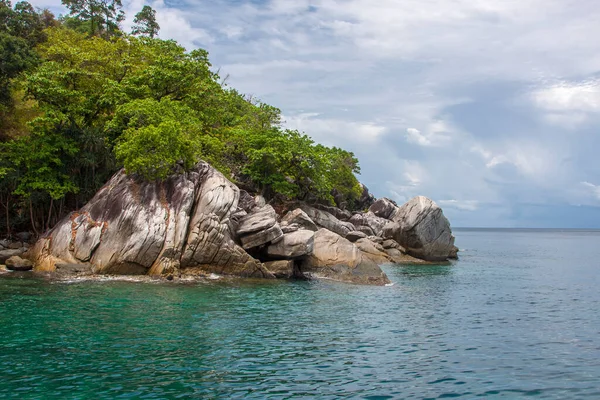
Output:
[
  {"xmin": 55, "ymin": 263, "xmax": 94, "ymax": 276},
  {"xmin": 300, "ymin": 229, "xmax": 390, "ymax": 286}
]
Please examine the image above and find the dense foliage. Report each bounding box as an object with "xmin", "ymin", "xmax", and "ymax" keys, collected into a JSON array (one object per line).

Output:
[{"xmin": 0, "ymin": 1, "xmax": 363, "ymax": 237}]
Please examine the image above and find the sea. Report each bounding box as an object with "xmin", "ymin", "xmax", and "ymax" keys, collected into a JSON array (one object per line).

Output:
[{"xmin": 1, "ymin": 228, "xmax": 599, "ymax": 399}]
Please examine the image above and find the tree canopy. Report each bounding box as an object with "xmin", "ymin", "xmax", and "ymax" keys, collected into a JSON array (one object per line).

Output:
[
  {"xmin": 131, "ymin": 5, "xmax": 159, "ymax": 38},
  {"xmin": 0, "ymin": 3, "xmax": 364, "ymax": 237}
]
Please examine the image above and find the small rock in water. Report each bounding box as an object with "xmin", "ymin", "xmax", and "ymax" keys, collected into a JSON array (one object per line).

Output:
[{"xmin": 5, "ymin": 256, "xmax": 33, "ymax": 271}]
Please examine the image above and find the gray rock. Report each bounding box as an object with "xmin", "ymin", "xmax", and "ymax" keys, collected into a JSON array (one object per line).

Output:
[
  {"xmin": 300, "ymin": 229, "xmax": 390, "ymax": 286},
  {"xmin": 8, "ymin": 241, "xmax": 23, "ymax": 250},
  {"xmin": 356, "ymin": 225, "xmax": 375, "ymax": 236},
  {"xmin": 367, "ymin": 236, "xmax": 383, "ymax": 244},
  {"xmin": 299, "ymin": 205, "xmax": 355, "ymax": 238},
  {"xmin": 354, "ymin": 238, "xmax": 390, "ymax": 265},
  {"xmin": 238, "ymin": 190, "xmax": 256, "ymax": 213},
  {"xmin": 281, "ymin": 223, "xmax": 299, "ymax": 234},
  {"xmin": 5, "ymin": 256, "xmax": 33, "ymax": 271},
  {"xmin": 348, "ymin": 212, "xmax": 388, "ymax": 237},
  {"xmin": 382, "ymin": 239, "xmax": 396, "ymax": 249},
  {"xmin": 0, "ymin": 239, "xmax": 9, "ymax": 249},
  {"xmin": 254, "ymin": 195, "xmax": 266, "ymax": 208},
  {"xmin": 236, "ymin": 205, "xmax": 277, "ymax": 235},
  {"xmin": 449, "ymin": 246, "xmax": 459, "ymax": 259},
  {"xmin": 280, "ymin": 209, "xmax": 318, "ymax": 232},
  {"xmin": 267, "ymin": 229, "xmax": 315, "ymax": 259},
  {"xmin": 389, "ymin": 196, "xmax": 456, "ymax": 261},
  {"xmin": 55, "ymin": 263, "xmax": 94, "ymax": 275},
  {"xmin": 263, "ymin": 260, "xmax": 295, "ymax": 279},
  {"xmin": 382, "ymin": 239, "xmax": 400, "ymax": 250},
  {"xmin": 30, "ymin": 162, "xmax": 272, "ymax": 279},
  {"xmin": 240, "ymin": 224, "xmax": 283, "ymax": 249},
  {"xmin": 314, "ymin": 204, "xmax": 352, "ymax": 221},
  {"xmin": 346, "ymin": 231, "xmax": 367, "ymax": 242},
  {"xmin": 369, "ymin": 198, "xmax": 399, "ymax": 220},
  {"xmin": 230, "ymin": 209, "xmax": 248, "ymax": 231},
  {"xmin": 384, "ymin": 248, "xmax": 427, "ymax": 264},
  {"xmin": 0, "ymin": 249, "xmax": 24, "ymax": 264},
  {"xmin": 356, "ymin": 183, "xmax": 375, "ymax": 210}
]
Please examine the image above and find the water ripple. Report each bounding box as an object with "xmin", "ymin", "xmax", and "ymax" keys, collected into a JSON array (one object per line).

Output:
[{"xmin": 1, "ymin": 230, "xmax": 600, "ymax": 398}]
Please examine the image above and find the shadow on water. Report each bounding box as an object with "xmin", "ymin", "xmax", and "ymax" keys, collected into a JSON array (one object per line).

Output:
[{"xmin": 386, "ymin": 263, "xmax": 454, "ymax": 278}]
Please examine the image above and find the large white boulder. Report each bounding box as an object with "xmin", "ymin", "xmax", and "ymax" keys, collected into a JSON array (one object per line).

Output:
[{"xmin": 387, "ymin": 196, "xmax": 456, "ymax": 261}]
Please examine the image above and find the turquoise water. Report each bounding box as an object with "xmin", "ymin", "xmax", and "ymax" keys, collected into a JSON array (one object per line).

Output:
[{"xmin": 1, "ymin": 229, "xmax": 600, "ymax": 399}]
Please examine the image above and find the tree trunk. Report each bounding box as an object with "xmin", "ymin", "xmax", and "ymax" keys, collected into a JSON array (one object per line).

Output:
[
  {"xmin": 46, "ymin": 198, "xmax": 53, "ymax": 232},
  {"xmin": 30, "ymin": 198, "xmax": 39, "ymax": 237}
]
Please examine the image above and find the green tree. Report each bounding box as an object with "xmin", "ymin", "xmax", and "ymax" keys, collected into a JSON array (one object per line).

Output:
[
  {"xmin": 0, "ymin": 20, "xmax": 365, "ymax": 236},
  {"xmin": 131, "ymin": 5, "xmax": 159, "ymax": 38},
  {"xmin": 0, "ymin": 1, "xmax": 50, "ymax": 134},
  {"xmin": 61, "ymin": 0, "xmax": 123, "ymax": 37}
]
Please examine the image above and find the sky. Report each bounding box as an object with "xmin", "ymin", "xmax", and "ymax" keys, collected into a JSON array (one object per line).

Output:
[{"xmin": 29, "ymin": 0, "xmax": 600, "ymax": 228}]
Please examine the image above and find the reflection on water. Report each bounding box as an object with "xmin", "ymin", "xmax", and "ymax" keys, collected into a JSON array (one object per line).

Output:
[
  {"xmin": 2, "ymin": 230, "xmax": 600, "ymax": 399},
  {"xmin": 393, "ymin": 263, "xmax": 454, "ymax": 278}
]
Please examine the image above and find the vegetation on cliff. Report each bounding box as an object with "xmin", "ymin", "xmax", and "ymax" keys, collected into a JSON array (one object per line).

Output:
[{"xmin": 0, "ymin": 0, "xmax": 363, "ymax": 236}]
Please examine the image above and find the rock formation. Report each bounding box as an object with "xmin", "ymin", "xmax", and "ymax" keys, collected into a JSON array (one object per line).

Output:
[
  {"xmin": 27, "ymin": 161, "xmax": 457, "ymax": 285},
  {"xmin": 384, "ymin": 196, "xmax": 457, "ymax": 261},
  {"xmin": 301, "ymin": 229, "xmax": 390, "ymax": 286},
  {"xmin": 31, "ymin": 162, "xmax": 273, "ymax": 278}
]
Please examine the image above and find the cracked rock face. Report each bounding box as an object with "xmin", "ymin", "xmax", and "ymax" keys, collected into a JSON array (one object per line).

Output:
[
  {"xmin": 266, "ymin": 229, "xmax": 315, "ymax": 259},
  {"xmin": 389, "ymin": 196, "xmax": 456, "ymax": 261},
  {"xmin": 299, "ymin": 205, "xmax": 355, "ymax": 238},
  {"xmin": 348, "ymin": 212, "xmax": 388, "ymax": 237},
  {"xmin": 31, "ymin": 162, "xmax": 273, "ymax": 278},
  {"xmin": 368, "ymin": 198, "xmax": 398, "ymax": 220},
  {"xmin": 301, "ymin": 229, "xmax": 390, "ymax": 286}
]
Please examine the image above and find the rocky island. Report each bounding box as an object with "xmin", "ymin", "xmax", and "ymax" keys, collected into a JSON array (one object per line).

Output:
[
  {"xmin": 24, "ymin": 162, "xmax": 457, "ymax": 285},
  {"xmin": 0, "ymin": 3, "xmax": 457, "ymax": 284}
]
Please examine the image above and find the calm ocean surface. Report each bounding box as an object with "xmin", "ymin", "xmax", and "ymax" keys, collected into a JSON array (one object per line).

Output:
[{"xmin": 1, "ymin": 229, "xmax": 600, "ymax": 399}]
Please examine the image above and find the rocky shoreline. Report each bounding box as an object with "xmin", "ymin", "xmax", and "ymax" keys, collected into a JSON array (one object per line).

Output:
[{"xmin": 4, "ymin": 162, "xmax": 457, "ymax": 285}]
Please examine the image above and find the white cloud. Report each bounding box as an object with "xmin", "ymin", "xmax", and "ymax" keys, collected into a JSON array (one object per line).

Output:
[
  {"xmin": 405, "ymin": 120, "xmax": 455, "ymax": 147},
  {"xmin": 438, "ymin": 200, "xmax": 480, "ymax": 211},
  {"xmin": 531, "ymin": 79, "xmax": 600, "ymax": 128},
  {"xmin": 24, "ymin": 0, "xmax": 600, "ymax": 226},
  {"xmin": 405, "ymin": 128, "xmax": 431, "ymax": 146},
  {"xmin": 582, "ymin": 182, "xmax": 600, "ymax": 201},
  {"xmin": 532, "ymin": 80, "xmax": 600, "ymax": 113},
  {"xmin": 283, "ymin": 113, "xmax": 387, "ymax": 145}
]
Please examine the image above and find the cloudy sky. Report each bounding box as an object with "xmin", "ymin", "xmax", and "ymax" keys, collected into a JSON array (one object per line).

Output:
[{"xmin": 31, "ymin": 0, "xmax": 600, "ymax": 227}]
